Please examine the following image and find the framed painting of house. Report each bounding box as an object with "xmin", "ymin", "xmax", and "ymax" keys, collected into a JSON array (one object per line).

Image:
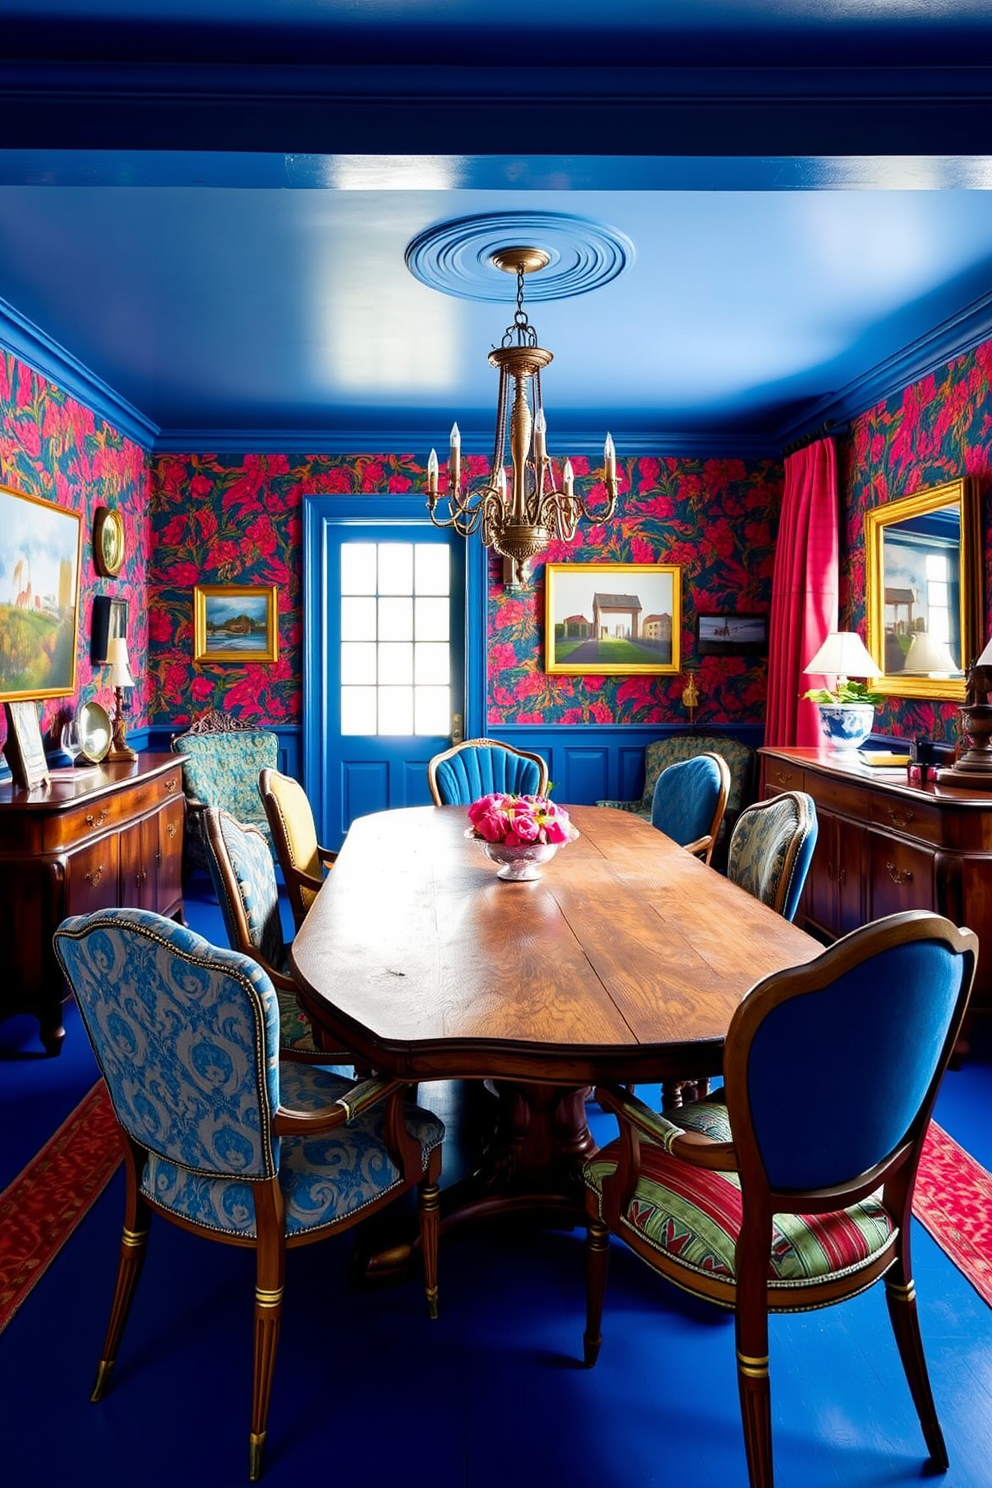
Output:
[
  {"xmin": 0, "ymin": 484, "xmax": 82, "ymax": 703},
  {"xmin": 864, "ymin": 476, "xmax": 982, "ymax": 702},
  {"xmin": 545, "ymin": 563, "xmax": 681, "ymax": 676},
  {"xmin": 193, "ymin": 584, "xmax": 279, "ymax": 663}
]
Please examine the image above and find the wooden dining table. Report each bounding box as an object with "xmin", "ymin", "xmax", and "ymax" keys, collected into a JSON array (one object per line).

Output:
[{"xmin": 290, "ymin": 803, "xmax": 822, "ymax": 1276}]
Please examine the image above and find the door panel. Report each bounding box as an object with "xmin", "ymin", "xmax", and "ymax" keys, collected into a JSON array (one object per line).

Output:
[{"xmin": 307, "ymin": 511, "xmax": 466, "ymax": 850}]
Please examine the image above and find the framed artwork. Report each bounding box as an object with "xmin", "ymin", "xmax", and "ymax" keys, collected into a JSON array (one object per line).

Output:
[
  {"xmin": 91, "ymin": 596, "xmax": 128, "ymax": 666},
  {"xmin": 93, "ymin": 506, "xmax": 126, "ymax": 578},
  {"xmin": 0, "ymin": 484, "xmax": 82, "ymax": 703},
  {"xmin": 193, "ymin": 584, "xmax": 279, "ymax": 663},
  {"xmin": 864, "ymin": 476, "xmax": 982, "ymax": 702},
  {"xmin": 545, "ymin": 563, "xmax": 681, "ymax": 676},
  {"xmin": 3, "ymin": 700, "xmax": 51, "ymax": 789},
  {"xmin": 696, "ymin": 612, "xmax": 768, "ymax": 656}
]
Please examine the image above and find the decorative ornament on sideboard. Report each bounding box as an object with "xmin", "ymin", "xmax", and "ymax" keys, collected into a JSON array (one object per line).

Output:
[
  {"xmin": 423, "ymin": 247, "xmax": 618, "ymax": 586},
  {"xmin": 937, "ymin": 636, "xmax": 992, "ymax": 788},
  {"xmin": 803, "ymin": 631, "xmax": 882, "ymax": 752}
]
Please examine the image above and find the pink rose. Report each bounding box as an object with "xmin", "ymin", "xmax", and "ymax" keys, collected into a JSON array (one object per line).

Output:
[{"xmin": 511, "ymin": 811, "xmax": 541, "ymax": 843}]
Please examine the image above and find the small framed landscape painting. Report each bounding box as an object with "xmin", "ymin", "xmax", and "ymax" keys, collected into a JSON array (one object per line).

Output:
[
  {"xmin": 0, "ymin": 484, "xmax": 82, "ymax": 703},
  {"xmin": 193, "ymin": 584, "xmax": 279, "ymax": 663},
  {"xmin": 696, "ymin": 612, "xmax": 768, "ymax": 656},
  {"xmin": 545, "ymin": 563, "xmax": 681, "ymax": 676}
]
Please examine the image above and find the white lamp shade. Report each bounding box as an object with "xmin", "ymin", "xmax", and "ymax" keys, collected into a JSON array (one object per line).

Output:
[
  {"xmin": 904, "ymin": 630, "xmax": 958, "ymax": 675},
  {"xmin": 805, "ymin": 630, "xmax": 881, "ymax": 680},
  {"xmin": 106, "ymin": 636, "xmax": 135, "ymax": 688},
  {"xmin": 974, "ymin": 636, "xmax": 992, "ymax": 668}
]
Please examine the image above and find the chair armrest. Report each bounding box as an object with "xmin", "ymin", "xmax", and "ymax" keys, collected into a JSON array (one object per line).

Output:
[
  {"xmin": 595, "ymin": 1083, "xmax": 737, "ymax": 1170},
  {"xmin": 272, "ymin": 1075, "xmax": 404, "ymax": 1135},
  {"xmin": 317, "ymin": 845, "xmax": 338, "ymax": 868},
  {"xmin": 683, "ymin": 834, "xmax": 714, "ymax": 860}
]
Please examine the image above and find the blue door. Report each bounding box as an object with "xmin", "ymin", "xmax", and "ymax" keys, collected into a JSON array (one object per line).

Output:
[{"xmin": 303, "ymin": 498, "xmax": 473, "ymax": 849}]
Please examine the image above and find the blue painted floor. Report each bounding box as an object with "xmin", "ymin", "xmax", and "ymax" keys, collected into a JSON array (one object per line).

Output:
[{"xmin": 2, "ymin": 878, "xmax": 991, "ymax": 1488}]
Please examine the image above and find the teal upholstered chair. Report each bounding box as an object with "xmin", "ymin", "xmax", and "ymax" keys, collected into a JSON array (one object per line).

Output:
[
  {"xmin": 650, "ymin": 751, "xmax": 731, "ymax": 866},
  {"xmin": 598, "ymin": 733, "xmax": 756, "ymax": 871},
  {"xmin": 726, "ymin": 790, "xmax": 818, "ymax": 923},
  {"xmin": 203, "ymin": 806, "xmax": 347, "ymax": 1063},
  {"xmin": 171, "ymin": 710, "xmax": 279, "ymax": 876},
  {"xmin": 428, "ymin": 737, "xmax": 549, "ymax": 806},
  {"xmin": 582, "ymin": 910, "xmax": 978, "ymax": 1488},
  {"xmin": 53, "ymin": 906, "xmax": 444, "ymax": 1483}
]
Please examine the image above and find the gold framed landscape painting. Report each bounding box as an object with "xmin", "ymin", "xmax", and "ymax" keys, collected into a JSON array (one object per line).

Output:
[
  {"xmin": 545, "ymin": 563, "xmax": 681, "ymax": 675},
  {"xmin": 0, "ymin": 484, "xmax": 82, "ymax": 703},
  {"xmin": 193, "ymin": 584, "xmax": 279, "ymax": 663}
]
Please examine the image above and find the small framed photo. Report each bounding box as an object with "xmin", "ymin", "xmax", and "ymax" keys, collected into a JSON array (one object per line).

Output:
[
  {"xmin": 193, "ymin": 584, "xmax": 279, "ymax": 664},
  {"xmin": 545, "ymin": 563, "xmax": 681, "ymax": 676},
  {"xmin": 3, "ymin": 700, "xmax": 51, "ymax": 789},
  {"xmin": 91, "ymin": 596, "xmax": 128, "ymax": 666},
  {"xmin": 696, "ymin": 612, "xmax": 768, "ymax": 657}
]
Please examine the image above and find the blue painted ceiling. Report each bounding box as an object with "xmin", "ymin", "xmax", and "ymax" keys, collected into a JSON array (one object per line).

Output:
[{"xmin": 3, "ymin": 1, "xmax": 992, "ymax": 453}]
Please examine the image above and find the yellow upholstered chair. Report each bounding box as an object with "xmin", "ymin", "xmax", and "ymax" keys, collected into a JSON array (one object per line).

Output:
[{"xmin": 259, "ymin": 768, "xmax": 337, "ymax": 931}]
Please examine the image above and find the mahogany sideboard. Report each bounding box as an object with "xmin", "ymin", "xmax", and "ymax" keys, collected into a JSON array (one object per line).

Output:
[
  {"xmin": 760, "ymin": 745, "xmax": 992, "ymax": 1014},
  {"xmin": 0, "ymin": 752, "xmax": 184, "ymax": 1054}
]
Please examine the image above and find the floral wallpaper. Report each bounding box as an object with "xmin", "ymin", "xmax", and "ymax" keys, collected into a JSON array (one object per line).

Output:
[
  {"xmin": 839, "ymin": 338, "xmax": 992, "ymax": 744},
  {"xmin": 0, "ymin": 348, "xmax": 151, "ymax": 755},
  {"xmin": 487, "ymin": 454, "xmax": 781, "ymax": 725}
]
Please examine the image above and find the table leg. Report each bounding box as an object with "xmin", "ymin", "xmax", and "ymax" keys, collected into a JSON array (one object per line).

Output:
[{"xmin": 351, "ymin": 1079, "xmax": 596, "ymax": 1286}]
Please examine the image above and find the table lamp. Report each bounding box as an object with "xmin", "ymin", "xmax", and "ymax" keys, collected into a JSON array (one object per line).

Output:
[
  {"xmin": 804, "ymin": 630, "xmax": 881, "ymax": 751},
  {"xmin": 106, "ymin": 637, "xmax": 137, "ymax": 762},
  {"xmin": 903, "ymin": 630, "xmax": 958, "ymax": 677}
]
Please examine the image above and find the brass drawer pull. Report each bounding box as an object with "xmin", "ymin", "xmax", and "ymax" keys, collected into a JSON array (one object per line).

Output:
[
  {"xmin": 84, "ymin": 864, "xmax": 106, "ymax": 887},
  {"xmin": 887, "ymin": 806, "xmax": 915, "ymax": 829},
  {"xmin": 837, "ymin": 865, "xmax": 847, "ymax": 886},
  {"xmin": 85, "ymin": 809, "xmax": 109, "ymax": 829},
  {"xmin": 774, "ymin": 770, "xmax": 796, "ymax": 786},
  {"xmin": 885, "ymin": 860, "xmax": 913, "ymax": 886},
  {"xmin": 167, "ymin": 821, "xmax": 179, "ymax": 839},
  {"xmin": 164, "ymin": 777, "xmax": 179, "ymax": 794}
]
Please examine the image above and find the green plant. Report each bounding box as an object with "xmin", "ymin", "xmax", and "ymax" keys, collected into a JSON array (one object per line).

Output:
[{"xmin": 803, "ymin": 679, "xmax": 883, "ymax": 707}]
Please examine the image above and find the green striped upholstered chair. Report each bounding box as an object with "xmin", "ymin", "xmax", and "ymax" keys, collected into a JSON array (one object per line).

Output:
[
  {"xmin": 582, "ymin": 910, "xmax": 978, "ymax": 1488},
  {"xmin": 53, "ymin": 906, "xmax": 445, "ymax": 1483}
]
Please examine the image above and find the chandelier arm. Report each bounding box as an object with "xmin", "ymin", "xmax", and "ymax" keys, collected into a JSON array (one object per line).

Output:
[{"xmin": 492, "ymin": 364, "xmax": 509, "ymax": 483}]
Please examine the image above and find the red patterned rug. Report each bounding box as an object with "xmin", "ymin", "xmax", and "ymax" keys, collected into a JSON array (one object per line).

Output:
[
  {"xmin": 0, "ymin": 1080, "xmax": 121, "ymax": 1335},
  {"xmin": 1, "ymin": 1092, "xmax": 990, "ymax": 1335}
]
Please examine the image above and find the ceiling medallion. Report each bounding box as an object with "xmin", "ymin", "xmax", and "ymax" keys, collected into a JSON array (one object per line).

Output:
[{"xmin": 425, "ymin": 245, "xmax": 617, "ymax": 585}]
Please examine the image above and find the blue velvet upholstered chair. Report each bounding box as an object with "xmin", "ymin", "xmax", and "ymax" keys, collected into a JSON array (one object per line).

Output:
[
  {"xmin": 53, "ymin": 907, "xmax": 445, "ymax": 1483},
  {"xmin": 171, "ymin": 709, "xmax": 279, "ymax": 877},
  {"xmin": 650, "ymin": 751, "xmax": 731, "ymax": 865},
  {"xmin": 203, "ymin": 805, "xmax": 348, "ymax": 1063},
  {"xmin": 582, "ymin": 910, "xmax": 978, "ymax": 1488},
  {"xmin": 597, "ymin": 732, "xmax": 756, "ymax": 871},
  {"xmin": 726, "ymin": 790, "xmax": 818, "ymax": 922},
  {"xmin": 427, "ymin": 737, "xmax": 549, "ymax": 806}
]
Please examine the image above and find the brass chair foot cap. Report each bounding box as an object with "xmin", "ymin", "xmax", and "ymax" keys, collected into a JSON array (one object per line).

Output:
[
  {"xmin": 91, "ymin": 1360, "xmax": 114, "ymax": 1401},
  {"xmin": 249, "ymin": 1434, "xmax": 266, "ymax": 1482}
]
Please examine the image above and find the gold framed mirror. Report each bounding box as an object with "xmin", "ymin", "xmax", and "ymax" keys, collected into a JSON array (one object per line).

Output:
[{"xmin": 864, "ymin": 475, "xmax": 982, "ymax": 701}]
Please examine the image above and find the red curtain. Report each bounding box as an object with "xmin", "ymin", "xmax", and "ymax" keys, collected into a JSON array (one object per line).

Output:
[{"xmin": 764, "ymin": 437, "xmax": 839, "ymax": 748}]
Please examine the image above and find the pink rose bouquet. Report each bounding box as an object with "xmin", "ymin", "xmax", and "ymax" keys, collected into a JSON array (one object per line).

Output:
[{"xmin": 466, "ymin": 793, "xmax": 575, "ymax": 847}]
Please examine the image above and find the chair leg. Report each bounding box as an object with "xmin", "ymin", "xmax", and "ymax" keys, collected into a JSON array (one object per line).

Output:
[
  {"xmin": 584, "ymin": 1214, "xmax": 610, "ymax": 1367},
  {"xmin": 735, "ymin": 1307, "xmax": 773, "ymax": 1488},
  {"xmin": 418, "ymin": 1168, "xmax": 441, "ymax": 1320},
  {"xmin": 249, "ymin": 1188, "xmax": 286, "ymax": 1483},
  {"xmin": 885, "ymin": 1274, "xmax": 949, "ymax": 1471},
  {"xmin": 92, "ymin": 1143, "xmax": 150, "ymax": 1402}
]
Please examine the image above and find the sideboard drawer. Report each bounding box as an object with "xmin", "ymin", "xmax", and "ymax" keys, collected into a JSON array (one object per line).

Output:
[
  {"xmin": 806, "ymin": 774, "xmax": 865, "ymax": 817},
  {"xmin": 765, "ymin": 760, "xmax": 804, "ymax": 793},
  {"xmin": 868, "ymin": 833, "xmax": 936, "ymax": 918},
  {"xmin": 869, "ymin": 792, "xmax": 943, "ymax": 846},
  {"xmin": 66, "ymin": 835, "xmax": 121, "ymax": 916}
]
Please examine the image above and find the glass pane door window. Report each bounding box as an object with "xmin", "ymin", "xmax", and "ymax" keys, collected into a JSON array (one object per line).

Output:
[{"xmin": 340, "ymin": 541, "xmax": 451, "ymax": 736}]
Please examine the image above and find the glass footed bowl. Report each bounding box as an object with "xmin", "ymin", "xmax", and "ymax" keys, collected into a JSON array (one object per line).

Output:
[{"xmin": 465, "ymin": 826, "xmax": 578, "ymax": 881}]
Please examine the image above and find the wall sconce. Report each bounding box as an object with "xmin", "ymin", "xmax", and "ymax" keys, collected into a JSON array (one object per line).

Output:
[
  {"xmin": 106, "ymin": 637, "xmax": 136, "ymax": 762},
  {"xmin": 682, "ymin": 670, "xmax": 700, "ymax": 726}
]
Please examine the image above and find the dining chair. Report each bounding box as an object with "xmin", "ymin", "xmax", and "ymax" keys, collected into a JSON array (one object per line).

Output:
[
  {"xmin": 203, "ymin": 805, "xmax": 348, "ymax": 1063},
  {"xmin": 650, "ymin": 751, "xmax": 731, "ymax": 865},
  {"xmin": 427, "ymin": 737, "xmax": 549, "ymax": 806},
  {"xmin": 171, "ymin": 709, "xmax": 279, "ymax": 877},
  {"xmin": 726, "ymin": 790, "xmax": 818, "ymax": 922},
  {"xmin": 582, "ymin": 909, "xmax": 978, "ymax": 1488},
  {"xmin": 259, "ymin": 767, "xmax": 337, "ymax": 931},
  {"xmin": 53, "ymin": 906, "xmax": 444, "ymax": 1483}
]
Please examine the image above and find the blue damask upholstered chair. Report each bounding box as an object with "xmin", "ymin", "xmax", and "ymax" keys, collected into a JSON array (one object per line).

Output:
[
  {"xmin": 597, "ymin": 732, "xmax": 756, "ymax": 871},
  {"xmin": 203, "ymin": 806, "xmax": 347, "ymax": 1063},
  {"xmin": 171, "ymin": 709, "xmax": 279, "ymax": 876},
  {"xmin": 650, "ymin": 752, "xmax": 731, "ymax": 866},
  {"xmin": 582, "ymin": 911, "xmax": 978, "ymax": 1488},
  {"xmin": 726, "ymin": 790, "xmax": 818, "ymax": 922},
  {"xmin": 53, "ymin": 906, "xmax": 444, "ymax": 1483},
  {"xmin": 427, "ymin": 737, "xmax": 549, "ymax": 806}
]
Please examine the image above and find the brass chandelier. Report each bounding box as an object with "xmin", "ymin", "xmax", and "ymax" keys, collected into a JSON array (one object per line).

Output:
[{"xmin": 426, "ymin": 247, "xmax": 617, "ymax": 585}]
